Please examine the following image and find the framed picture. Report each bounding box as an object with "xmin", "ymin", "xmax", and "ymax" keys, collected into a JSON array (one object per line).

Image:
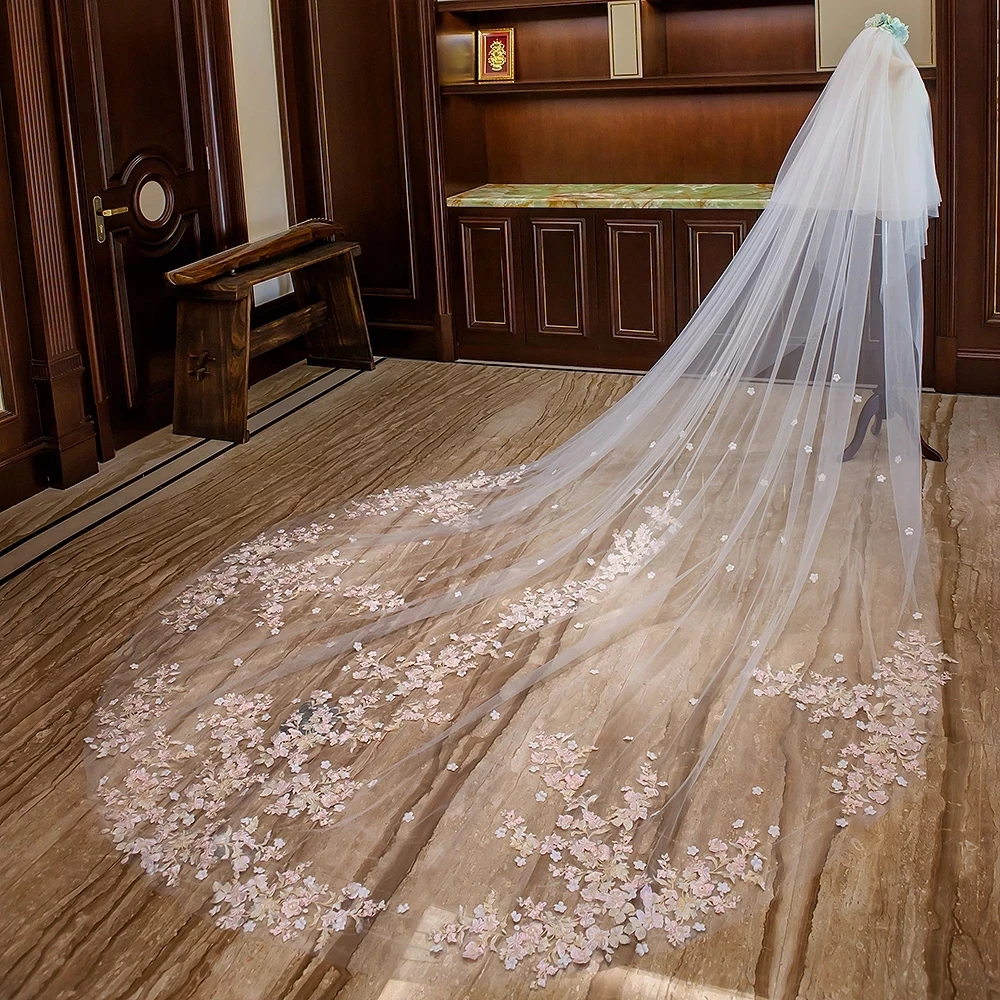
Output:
[{"xmin": 478, "ymin": 28, "xmax": 515, "ymax": 83}]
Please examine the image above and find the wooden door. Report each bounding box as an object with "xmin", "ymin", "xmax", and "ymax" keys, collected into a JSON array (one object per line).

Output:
[{"xmin": 66, "ymin": 1, "xmax": 228, "ymax": 446}]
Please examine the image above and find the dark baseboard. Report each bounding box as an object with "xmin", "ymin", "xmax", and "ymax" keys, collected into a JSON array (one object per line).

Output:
[
  {"xmin": 956, "ymin": 352, "xmax": 1000, "ymax": 397},
  {"xmin": 0, "ymin": 443, "xmax": 50, "ymax": 512},
  {"xmin": 369, "ymin": 322, "xmax": 439, "ymax": 361}
]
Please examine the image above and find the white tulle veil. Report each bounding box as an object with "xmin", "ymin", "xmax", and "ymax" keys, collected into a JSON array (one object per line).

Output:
[{"xmin": 86, "ymin": 21, "xmax": 950, "ymax": 992}]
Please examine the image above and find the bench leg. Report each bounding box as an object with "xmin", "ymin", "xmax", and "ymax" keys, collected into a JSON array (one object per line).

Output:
[
  {"xmin": 173, "ymin": 295, "xmax": 252, "ymax": 443},
  {"xmin": 295, "ymin": 253, "xmax": 375, "ymax": 370}
]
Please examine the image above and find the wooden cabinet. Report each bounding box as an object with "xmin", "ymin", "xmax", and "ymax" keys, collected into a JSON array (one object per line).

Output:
[{"xmin": 451, "ymin": 206, "xmax": 755, "ymax": 370}]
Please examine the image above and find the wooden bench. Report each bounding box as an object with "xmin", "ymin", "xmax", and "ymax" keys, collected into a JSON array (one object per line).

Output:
[{"xmin": 167, "ymin": 219, "xmax": 374, "ymax": 443}]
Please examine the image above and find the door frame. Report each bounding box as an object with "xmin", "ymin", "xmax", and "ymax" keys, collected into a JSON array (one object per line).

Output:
[{"xmin": 56, "ymin": 0, "xmax": 247, "ymax": 461}]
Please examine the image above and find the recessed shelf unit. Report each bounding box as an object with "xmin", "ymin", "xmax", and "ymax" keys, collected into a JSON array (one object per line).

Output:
[{"xmin": 433, "ymin": 0, "xmax": 939, "ymax": 370}]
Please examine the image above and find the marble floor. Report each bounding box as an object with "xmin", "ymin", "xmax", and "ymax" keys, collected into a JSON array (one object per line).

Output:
[
  {"xmin": 0, "ymin": 361, "xmax": 374, "ymax": 585},
  {"xmin": 0, "ymin": 360, "xmax": 997, "ymax": 1000}
]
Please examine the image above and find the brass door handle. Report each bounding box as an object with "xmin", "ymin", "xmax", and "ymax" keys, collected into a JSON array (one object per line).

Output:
[{"xmin": 93, "ymin": 195, "xmax": 128, "ymax": 243}]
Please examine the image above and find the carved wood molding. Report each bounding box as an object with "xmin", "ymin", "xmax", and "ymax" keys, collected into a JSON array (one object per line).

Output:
[
  {"xmin": 3, "ymin": 0, "xmax": 97, "ymax": 482},
  {"xmin": 6, "ymin": 0, "xmax": 84, "ymax": 363},
  {"xmin": 988, "ymin": 0, "xmax": 1000, "ymax": 323},
  {"xmin": 30, "ymin": 355, "xmax": 85, "ymax": 382}
]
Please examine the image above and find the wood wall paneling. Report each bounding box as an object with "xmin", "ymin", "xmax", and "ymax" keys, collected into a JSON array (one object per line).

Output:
[
  {"xmin": 274, "ymin": 0, "xmax": 444, "ymax": 361},
  {"xmin": 665, "ymin": 4, "xmax": 817, "ymax": 77},
  {"xmin": 0, "ymin": 61, "xmax": 46, "ymax": 508},
  {"xmin": 479, "ymin": 91, "xmax": 821, "ymax": 186},
  {"xmin": 315, "ymin": 0, "xmax": 416, "ymax": 300},
  {"xmin": 945, "ymin": 0, "xmax": 1000, "ymax": 393}
]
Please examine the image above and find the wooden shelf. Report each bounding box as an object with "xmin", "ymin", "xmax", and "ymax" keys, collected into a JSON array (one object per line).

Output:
[
  {"xmin": 442, "ymin": 70, "xmax": 829, "ymax": 95},
  {"xmin": 440, "ymin": 66, "xmax": 937, "ymax": 96},
  {"xmin": 436, "ymin": 0, "xmax": 806, "ymax": 8},
  {"xmin": 437, "ymin": 0, "xmax": 605, "ymax": 11}
]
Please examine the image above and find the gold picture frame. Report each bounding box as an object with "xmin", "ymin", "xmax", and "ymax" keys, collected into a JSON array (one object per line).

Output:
[{"xmin": 478, "ymin": 28, "xmax": 515, "ymax": 83}]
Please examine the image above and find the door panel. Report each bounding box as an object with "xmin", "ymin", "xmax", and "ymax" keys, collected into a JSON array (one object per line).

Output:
[
  {"xmin": 68, "ymin": 0, "xmax": 219, "ymax": 445},
  {"xmin": 521, "ymin": 211, "xmax": 598, "ymax": 364},
  {"xmin": 597, "ymin": 214, "xmax": 675, "ymax": 369},
  {"xmin": 452, "ymin": 211, "xmax": 522, "ymax": 360},
  {"xmin": 526, "ymin": 218, "xmax": 589, "ymax": 339},
  {"xmin": 608, "ymin": 223, "xmax": 661, "ymax": 341},
  {"xmin": 93, "ymin": 4, "xmax": 194, "ymax": 180},
  {"xmin": 674, "ymin": 210, "xmax": 760, "ymax": 330}
]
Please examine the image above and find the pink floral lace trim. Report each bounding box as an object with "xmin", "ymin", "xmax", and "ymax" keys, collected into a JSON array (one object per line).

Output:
[
  {"xmin": 434, "ymin": 629, "xmax": 951, "ymax": 987},
  {"xmin": 432, "ymin": 734, "xmax": 773, "ymax": 988},
  {"xmin": 84, "ymin": 468, "xmax": 952, "ymax": 983},
  {"xmin": 752, "ymin": 627, "xmax": 952, "ymax": 822}
]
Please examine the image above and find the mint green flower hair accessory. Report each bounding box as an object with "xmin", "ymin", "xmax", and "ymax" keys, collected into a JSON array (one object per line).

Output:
[{"xmin": 865, "ymin": 12, "xmax": 910, "ymax": 45}]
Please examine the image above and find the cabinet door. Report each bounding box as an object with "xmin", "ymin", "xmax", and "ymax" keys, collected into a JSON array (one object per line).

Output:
[
  {"xmin": 451, "ymin": 211, "xmax": 522, "ymax": 361},
  {"xmin": 521, "ymin": 212, "xmax": 599, "ymax": 364},
  {"xmin": 597, "ymin": 213, "xmax": 675, "ymax": 369},
  {"xmin": 674, "ymin": 211, "xmax": 761, "ymax": 331}
]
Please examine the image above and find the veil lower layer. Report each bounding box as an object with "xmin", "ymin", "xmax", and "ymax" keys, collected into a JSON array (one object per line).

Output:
[{"xmin": 86, "ymin": 26, "xmax": 950, "ymax": 993}]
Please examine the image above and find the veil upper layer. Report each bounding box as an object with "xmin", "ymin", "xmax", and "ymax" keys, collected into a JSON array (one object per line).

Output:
[{"xmin": 85, "ymin": 25, "xmax": 950, "ymax": 993}]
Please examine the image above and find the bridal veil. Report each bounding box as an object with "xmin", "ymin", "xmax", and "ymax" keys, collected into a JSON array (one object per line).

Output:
[{"xmin": 86, "ymin": 18, "xmax": 950, "ymax": 992}]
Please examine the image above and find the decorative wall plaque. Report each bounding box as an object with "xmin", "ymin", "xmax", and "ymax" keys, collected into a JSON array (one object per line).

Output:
[
  {"xmin": 608, "ymin": 1, "xmax": 643, "ymax": 79},
  {"xmin": 478, "ymin": 28, "xmax": 515, "ymax": 82}
]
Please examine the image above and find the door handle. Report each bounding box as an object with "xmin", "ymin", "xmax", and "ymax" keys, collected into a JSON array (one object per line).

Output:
[{"xmin": 93, "ymin": 195, "xmax": 128, "ymax": 243}]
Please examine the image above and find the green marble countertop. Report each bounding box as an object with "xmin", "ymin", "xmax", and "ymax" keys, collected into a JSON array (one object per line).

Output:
[{"xmin": 446, "ymin": 182, "xmax": 774, "ymax": 210}]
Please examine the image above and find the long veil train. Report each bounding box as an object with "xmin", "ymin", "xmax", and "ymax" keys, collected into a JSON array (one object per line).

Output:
[{"xmin": 87, "ymin": 17, "xmax": 951, "ymax": 993}]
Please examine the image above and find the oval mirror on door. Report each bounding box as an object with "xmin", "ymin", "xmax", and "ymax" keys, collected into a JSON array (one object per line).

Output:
[{"xmin": 137, "ymin": 178, "xmax": 168, "ymax": 225}]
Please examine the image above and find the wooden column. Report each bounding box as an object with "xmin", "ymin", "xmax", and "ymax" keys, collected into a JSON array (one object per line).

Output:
[
  {"xmin": 1, "ymin": 0, "xmax": 99, "ymax": 486},
  {"xmin": 937, "ymin": 0, "xmax": 1000, "ymax": 395}
]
